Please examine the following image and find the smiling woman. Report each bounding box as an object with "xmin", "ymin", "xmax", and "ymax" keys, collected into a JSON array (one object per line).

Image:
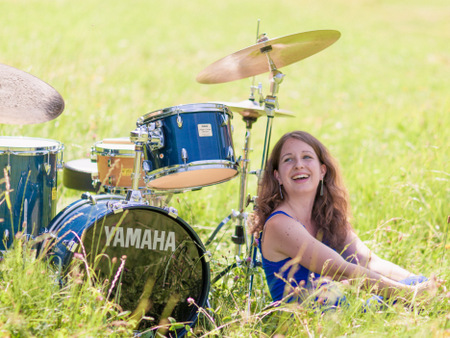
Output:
[{"xmin": 249, "ymin": 130, "xmax": 434, "ymax": 308}]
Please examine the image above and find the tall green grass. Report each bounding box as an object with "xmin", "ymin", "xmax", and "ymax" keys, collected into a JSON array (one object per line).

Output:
[{"xmin": 0, "ymin": 0, "xmax": 448, "ymax": 336}]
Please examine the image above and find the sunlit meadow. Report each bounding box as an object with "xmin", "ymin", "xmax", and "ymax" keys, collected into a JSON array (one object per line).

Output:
[{"xmin": 0, "ymin": 0, "xmax": 448, "ymax": 336}]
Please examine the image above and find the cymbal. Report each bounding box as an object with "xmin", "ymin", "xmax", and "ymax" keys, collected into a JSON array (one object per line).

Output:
[
  {"xmin": 0, "ymin": 63, "xmax": 65, "ymax": 124},
  {"xmin": 217, "ymin": 100, "xmax": 295, "ymax": 119},
  {"xmin": 197, "ymin": 30, "xmax": 341, "ymax": 84}
]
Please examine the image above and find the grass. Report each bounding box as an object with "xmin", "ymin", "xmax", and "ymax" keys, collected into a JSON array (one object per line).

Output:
[{"xmin": 0, "ymin": 0, "xmax": 449, "ymax": 336}]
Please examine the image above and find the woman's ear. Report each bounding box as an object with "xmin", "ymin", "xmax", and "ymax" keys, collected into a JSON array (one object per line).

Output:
[
  {"xmin": 321, "ymin": 164, "xmax": 327, "ymax": 179},
  {"xmin": 274, "ymin": 170, "xmax": 281, "ymax": 184}
]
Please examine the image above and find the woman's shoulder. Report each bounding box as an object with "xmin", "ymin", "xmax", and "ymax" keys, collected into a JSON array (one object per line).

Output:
[
  {"xmin": 265, "ymin": 210, "xmax": 295, "ymax": 223},
  {"xmin": 264, "ymin": 209, "xmax": 302, "ymax": 236}
]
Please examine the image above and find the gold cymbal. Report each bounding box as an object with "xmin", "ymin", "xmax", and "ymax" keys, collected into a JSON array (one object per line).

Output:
[
  {"xmin": 0, "ymin": 63, "xmax": 65, "ymax": 124},
  {"xmin": 217, "ymin": 100, "xmax": 295, "ymax": 119},
  {"xmin": 197, "ymin": 30, "xmax": 340, "ymax": 84}
]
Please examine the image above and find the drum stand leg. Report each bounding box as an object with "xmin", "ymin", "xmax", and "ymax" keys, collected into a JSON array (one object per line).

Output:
[
  {"xmin": 210, "ymin": 59, "xmax": 284, "ymax": 314},
  {"xmin": 205, "ymin": 116, "xmax": 257, "ymax": 251},
  {"xmin": 208, "ymin": 114, "xmax": 265, "ymax": 309},
  {"xmin": 231, "ymin": 116, "xmax": 257, "ymax": 255}
]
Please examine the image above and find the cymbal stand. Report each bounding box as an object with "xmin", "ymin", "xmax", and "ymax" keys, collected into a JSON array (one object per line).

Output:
[
  {"xmin": 259, "ymin": 47, "xmax": 285, "ymax": 175},
  {"xmin": 230, "ymin": 113, "xmax": 258, "ymax": 255},
  {"xmin": 204, "ymin": 110, "xmax": 257, "ymax": 254},
  {"xmin": 247, "ymin": 45, "xmax": 285, "ymax": 311}
]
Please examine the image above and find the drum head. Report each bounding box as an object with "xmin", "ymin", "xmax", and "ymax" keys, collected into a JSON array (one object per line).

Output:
[
  {"xmin": 56, "ymin": 202, "xmax": 209, "ymax": 334},
  {"xmin": 92, "ymin": 137, "xmax": 135, "ymax": 157},
  {"xmin": 0, "ymin": 136, "xmax": 62, "ymax": 152}
]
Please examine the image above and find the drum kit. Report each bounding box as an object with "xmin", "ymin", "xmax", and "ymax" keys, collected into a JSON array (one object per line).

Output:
[{"xmin": 0, "ymin": 28, "xmax": 340, "ymax": 336}]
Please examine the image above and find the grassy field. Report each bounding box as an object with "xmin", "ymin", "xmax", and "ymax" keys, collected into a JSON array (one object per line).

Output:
[{"xmin": 0, "ymin": 0, "xmax": 449, "ymax": 336}]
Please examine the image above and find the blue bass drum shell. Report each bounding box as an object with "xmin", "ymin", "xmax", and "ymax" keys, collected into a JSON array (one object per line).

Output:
[{"xmin": 45, "ymin": 194, "xmax": 210, "ymax": 335}]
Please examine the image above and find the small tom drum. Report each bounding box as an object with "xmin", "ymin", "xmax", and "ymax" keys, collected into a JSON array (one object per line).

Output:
[
  {"xmin": 91, "ymin": 138, "xmax": 145, "ymax": 193},
  {"xmin": 139, "ymin": 103, "xmax": 239, "ymax": 191}
]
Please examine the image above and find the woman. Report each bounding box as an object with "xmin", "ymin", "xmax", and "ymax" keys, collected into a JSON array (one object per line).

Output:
[{"xmin": 250, "ymin": 130, "xmax": 431, "ymax": 307}]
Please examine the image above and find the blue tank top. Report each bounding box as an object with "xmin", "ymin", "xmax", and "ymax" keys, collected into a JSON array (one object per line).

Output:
[{"xmin": 258, "ymin": 210, "xmax": 320, "ymax": 302}]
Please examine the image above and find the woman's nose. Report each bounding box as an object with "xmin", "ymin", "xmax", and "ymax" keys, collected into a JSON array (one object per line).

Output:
[{"xmin": 293, "ymin": 159, "xmax": 304, "ymax": 169}]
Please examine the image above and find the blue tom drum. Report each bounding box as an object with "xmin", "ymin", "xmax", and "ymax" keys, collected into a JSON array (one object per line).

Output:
[
  {"xmin": 0, "ymin": 136, "xmax": 63, "ymax": 251},
  {"xmin": 138, "ymin": 103, "xmax": 239, "ymax": 191}
]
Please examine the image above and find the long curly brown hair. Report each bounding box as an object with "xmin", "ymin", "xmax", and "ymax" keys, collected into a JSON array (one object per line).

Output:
[{"xmin": 249, "ymin": 131, "xmax": 352, "ymax": 251}]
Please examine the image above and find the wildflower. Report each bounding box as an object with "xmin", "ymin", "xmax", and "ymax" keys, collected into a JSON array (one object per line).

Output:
[{"xmin": 187, "ymin": 297, "xmax": 195, "ymax": 305}]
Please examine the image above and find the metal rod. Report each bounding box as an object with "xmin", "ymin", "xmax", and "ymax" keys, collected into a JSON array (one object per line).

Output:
[
  {"xmin": 260, "ymin": 114, "xmax": 274, "ymax": 174},
  {"xmin": 131, "ymin": 144, "xmax": 143, "ymax": 191}
]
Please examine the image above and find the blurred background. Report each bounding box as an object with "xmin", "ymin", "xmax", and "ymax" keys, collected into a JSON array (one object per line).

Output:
[{"xmin": 0, "ymin": 0, "xmax": 448, "ymax": 272}]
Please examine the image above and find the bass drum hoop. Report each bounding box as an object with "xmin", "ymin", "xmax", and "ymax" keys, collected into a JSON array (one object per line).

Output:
[{"xmin": 46, "ymin": 195, "xmax": 210, "ymax": 336}]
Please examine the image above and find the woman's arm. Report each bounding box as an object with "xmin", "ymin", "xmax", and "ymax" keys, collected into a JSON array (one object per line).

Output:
[
  {"xmin": 263, "ymin": 215, "xmax": 428, "ymax": 300},
  {"xmin": 341, "ymin": 231, "xmax": 415, "ymax": 282}
]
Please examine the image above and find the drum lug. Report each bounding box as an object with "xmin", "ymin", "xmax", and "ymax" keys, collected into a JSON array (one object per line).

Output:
[
  {"xmin": 62, "ymin": 239, "xmax": 78, "ymax": 252},
  {"xmin": 177, "ymin": 115, "xmax": 183, "ymax": 128},
  {"xmin": 142, "ymin": 160, "xmax": 153, "ymax": 172},
  {"xmin": 227, "ymin": 146, "xmax": 234, "ymax": 160},
  {"xmin": 81, "ymin": 192, "xmax": 97, "ymax": 205},
  {"xmin": 44, "ymin": 163, "xmax": 51, "ymax": 175},
  {"xmin": 57, "ymin": 150, "xmax": 64, "ymax": 170},
  {"xmin": 220, "ymin": 112, "xmax": 229, "ymax": 127},
  {"xmin": 181, "ymin": 148, "xmax": 188, "ymax": 167},
  {"xmin": 176, "ymin": 108, "xmax": 183, "ymax": 128}
]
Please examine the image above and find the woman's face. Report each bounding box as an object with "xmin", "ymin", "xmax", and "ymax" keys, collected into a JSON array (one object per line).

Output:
[{"xmin": 274, "ymin": 138, "xmax": 326, "ymax": 199}]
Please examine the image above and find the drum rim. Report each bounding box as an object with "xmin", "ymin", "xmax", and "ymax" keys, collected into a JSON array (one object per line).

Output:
[
  {"xmin": 145, "ymin": 160, "xmax": 240, "ymax": 189},
  {"xmin": 47, "ymin": 195, "xmax": 211, "ymax": 320},
  {"xmin": 0, "ymin": 136, "xmax": 63, "ymax": 153},
  {"xmin": 93, "ymin": 149, "xmax": 135, "ymax": 157},
  {"xmin": 92, "ymin": 145, "xmax": 135, "ymax": 156},
  {"xmin": 140, "ymin": 102, "xmax": 231, "ymax": 124}
]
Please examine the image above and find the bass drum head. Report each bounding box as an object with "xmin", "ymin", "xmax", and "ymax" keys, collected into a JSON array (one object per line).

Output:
[{"xmin": 48, "ymin": 196, "xmax": 209, "ymax": 336}]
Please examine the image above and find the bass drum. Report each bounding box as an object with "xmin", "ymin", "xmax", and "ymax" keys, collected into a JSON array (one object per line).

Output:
[{"xmin": 45, "ymin": 194, "xmax": 210, "ymax": 336}]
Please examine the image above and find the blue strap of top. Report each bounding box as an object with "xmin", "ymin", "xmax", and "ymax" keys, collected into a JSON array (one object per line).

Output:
[{"xmin": 258, "ymin": 211, "xmax": 319, "ymax": 302}]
